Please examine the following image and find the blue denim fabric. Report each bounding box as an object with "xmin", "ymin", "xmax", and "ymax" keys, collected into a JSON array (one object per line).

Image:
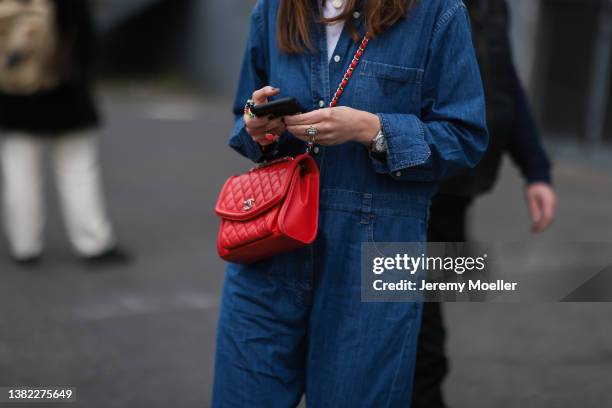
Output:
[{"xmin": 214, "ymin": 0, "xmax": 487, "ymax": 406}]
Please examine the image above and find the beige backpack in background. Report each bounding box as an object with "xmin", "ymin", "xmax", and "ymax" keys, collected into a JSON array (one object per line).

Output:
[{"xmin": 0, "ymin": 0, "xmax": 59, "ymax": 95}]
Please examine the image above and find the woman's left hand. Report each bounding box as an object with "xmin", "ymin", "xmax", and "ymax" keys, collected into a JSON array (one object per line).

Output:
[{"xmin": 284, "ymin": 107, "xmax": 381, "ymax": 147}]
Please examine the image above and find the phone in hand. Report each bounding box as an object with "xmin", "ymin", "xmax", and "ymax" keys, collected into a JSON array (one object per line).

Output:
[{"xmin": 250, "ymin": 97, "xmax": 305, "ymax": 118}]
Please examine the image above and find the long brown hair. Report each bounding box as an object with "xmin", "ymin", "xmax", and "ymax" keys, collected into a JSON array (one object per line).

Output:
[{"xmin": 277, "ymin": 0, "xmax": 419, "ymax": 53}]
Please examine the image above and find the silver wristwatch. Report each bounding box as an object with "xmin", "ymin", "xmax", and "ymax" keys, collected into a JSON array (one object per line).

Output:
[{"xmin": 370, "ymin": 130, "xmax": 388, "ymax": 157}]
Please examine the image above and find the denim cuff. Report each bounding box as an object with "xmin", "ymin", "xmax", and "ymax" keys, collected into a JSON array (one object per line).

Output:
[
  {"xmin": 229, "ymin": 120, "xmax": 264, "ymax": 163},
  {"xmin": 370, "ymin": 113, "xmax": 432, "ymax": 179}
]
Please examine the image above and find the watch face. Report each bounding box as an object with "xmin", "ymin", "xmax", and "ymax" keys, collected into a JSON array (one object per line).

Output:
[{"xmin": 375, "ymin": 134, "xmax": 387, "ymax": 153}]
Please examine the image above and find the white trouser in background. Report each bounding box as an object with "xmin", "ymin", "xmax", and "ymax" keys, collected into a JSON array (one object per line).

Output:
[{"xmin": 1, "ymin": 132, "xmax": 116, "ymax": 259}]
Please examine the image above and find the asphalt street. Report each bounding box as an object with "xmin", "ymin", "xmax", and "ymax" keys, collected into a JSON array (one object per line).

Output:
[{"xmin": 0, "ymin": 87, "xmax": 610, "ymax": 408}]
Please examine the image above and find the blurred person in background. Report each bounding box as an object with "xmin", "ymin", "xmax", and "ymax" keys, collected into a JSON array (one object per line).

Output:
[
  {"xmin": 0, "ymin": 0, "xmax": 127, "ymax": 265},
  {"xmin": 411, "ymin": 0, "xmax": 558, "ymax": 407}
]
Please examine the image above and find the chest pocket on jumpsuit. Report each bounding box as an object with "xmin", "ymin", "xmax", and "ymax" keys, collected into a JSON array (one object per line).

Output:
[{"xmin": 353, "ymin": 60, "xmax": 423, "ymax": 113}]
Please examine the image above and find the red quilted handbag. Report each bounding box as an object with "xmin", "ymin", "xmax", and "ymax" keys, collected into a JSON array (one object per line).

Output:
[
  {"xmin": 215, "ymin": 34, "xmax": 371, "ymax": 264},
  {"xmin": 215, "ymin": 154, "xmax": 319, "ymax": 263}
]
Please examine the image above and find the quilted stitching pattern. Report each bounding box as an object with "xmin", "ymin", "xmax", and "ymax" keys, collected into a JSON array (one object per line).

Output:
[
  {"xmin": 219, "ymin": 164, "xmax": 290, "ymax": 215},
  {"xmin": 218, "ymin": 161, "xmax": 293, "ymax": 250},
  {"xmin": 220, "ymin": 206, "xmax": 279, "ymax": 249}
]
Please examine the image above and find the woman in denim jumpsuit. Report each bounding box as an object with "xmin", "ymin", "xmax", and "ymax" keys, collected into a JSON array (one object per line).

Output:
[{"xmin": 213, "ymin": 0, "xmax": 488, "ymax": 406}]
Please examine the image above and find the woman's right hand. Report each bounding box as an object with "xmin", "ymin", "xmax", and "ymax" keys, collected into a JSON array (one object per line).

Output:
[{"xmin": 244, "ymin": 86, "xmax": 286, "ymax": 146}]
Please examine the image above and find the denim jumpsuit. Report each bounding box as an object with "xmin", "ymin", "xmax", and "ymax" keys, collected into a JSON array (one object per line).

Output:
[{"xmin": 213, "ymin": 0, "xmax": 488, "ymax": 406}]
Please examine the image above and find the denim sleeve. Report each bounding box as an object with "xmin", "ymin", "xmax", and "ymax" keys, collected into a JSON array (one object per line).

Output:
[
  {"xmin": 228, "ymin": 3, "xmax": 273, "ymax": 163},
  {"xmin": 371, "ymin": 3, "xmax": 488, "ymax": 182}
]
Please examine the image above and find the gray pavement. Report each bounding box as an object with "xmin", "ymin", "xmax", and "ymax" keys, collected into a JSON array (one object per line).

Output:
[{"xmin": 0, "ymin": 87, "xmax": 611, "ymax": 407}]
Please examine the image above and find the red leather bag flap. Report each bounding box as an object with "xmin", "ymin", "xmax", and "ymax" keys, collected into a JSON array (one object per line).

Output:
[{"xmin": 215, "ymin": 157, "xmax": 299, "ymax": 221}]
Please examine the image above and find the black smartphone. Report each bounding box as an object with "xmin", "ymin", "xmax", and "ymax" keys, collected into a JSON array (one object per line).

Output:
[{"xmin": 250, "ymin": 97, "xmax": 305, "ymax": 118}]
